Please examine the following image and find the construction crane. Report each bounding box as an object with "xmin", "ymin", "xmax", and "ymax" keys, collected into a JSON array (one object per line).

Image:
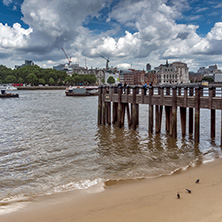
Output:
[
  {"xmin": 62, "ymin": 48, "xmax": 72, "ymax": 66},
  {"xmin": 100, "ymin": 55, "xmax": 110, "ymax": 70}
]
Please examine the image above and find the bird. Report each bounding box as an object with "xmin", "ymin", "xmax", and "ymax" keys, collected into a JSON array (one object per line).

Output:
[
  {"xmin": 177, "ymin": 193, "xmax": 180, "ymax": 199},
  {"xmin": 195, "ymin": 179, "xmax": 200, "ymax": 184},
  {"xmin": 186, "ymin": 189, "xmax": 191, "ymax": 193}
]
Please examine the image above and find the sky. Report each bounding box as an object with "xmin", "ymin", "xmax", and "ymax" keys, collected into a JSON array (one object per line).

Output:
[{"xmin": 0, "ymin": 0, "xmax": 222, "ymax": 72}]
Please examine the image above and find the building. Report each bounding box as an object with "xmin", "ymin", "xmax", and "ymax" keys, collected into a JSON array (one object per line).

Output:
[
  {"xmin": 214, "ymin": 72, "xmax": 222, "ymax": 82},
  {"xmin": 15, "ymin": 60, "xmax": 35, "ymax": 69},
  {"xmin": 119, "ymin": 69, "xmax": 145, "ymax": 85},
  {"xmin": 197, "ymin": 64, "xmax": 220, "ymax": 75},
  {"xmin": 145, "ymin": 70, "xmax": 158, "ymax": 85},
  {"xmin": 156, "ymin": 61, "xmax": 190, "ymax": 85},
  {"xmin": 146, "ymin": 63, "xmax": 151, "ymax": 71}
]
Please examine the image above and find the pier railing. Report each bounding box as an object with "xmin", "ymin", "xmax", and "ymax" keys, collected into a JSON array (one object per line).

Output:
[{"xmin": 98, "ymin": 85, "xmax": 222, "ymax": 144}]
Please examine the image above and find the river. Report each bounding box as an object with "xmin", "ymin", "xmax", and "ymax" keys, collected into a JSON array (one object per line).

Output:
[{"xmin": 0, "ymin": 90, "xmax": 221, "ymax": 212}]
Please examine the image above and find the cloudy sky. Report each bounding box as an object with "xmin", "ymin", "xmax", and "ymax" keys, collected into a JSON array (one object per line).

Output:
[{"xmin": 0, "ymin": 0, "xmax": 222, "ymax": 71}]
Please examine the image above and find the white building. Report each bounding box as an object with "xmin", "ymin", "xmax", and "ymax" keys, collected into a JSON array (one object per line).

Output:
[{"xmin": 157, "ymin": 61, "xmax": 190, "ymax": 85}]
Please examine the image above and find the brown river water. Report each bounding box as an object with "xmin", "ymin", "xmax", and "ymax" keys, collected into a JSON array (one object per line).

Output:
[{"xmin": 0, "ymin": 90, "xmax": 221, "ymax": 213}]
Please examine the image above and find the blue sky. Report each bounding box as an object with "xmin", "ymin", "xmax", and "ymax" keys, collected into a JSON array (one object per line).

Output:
[{"xmin": 0, "ymin": 0, "xmax": 222, "ymax": 71}]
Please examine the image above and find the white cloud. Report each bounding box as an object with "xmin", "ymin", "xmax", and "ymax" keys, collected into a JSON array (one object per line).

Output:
[
  {"xmin": 0, "ymin": 0, "xmax": 222, "ymax": 72},
  {"xmin": 3, "ymin": 0, "xmax": 12, "ymax": 6},
  {"xmin": 0, "ymin": 23, "xmax": 32, "ymax": 48}
]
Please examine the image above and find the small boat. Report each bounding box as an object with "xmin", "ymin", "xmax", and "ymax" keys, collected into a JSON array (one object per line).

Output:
[
  {"xmin": 65, "ymin": 86, "xmax": 98, "ymax": 96},
  {"xmin": 0, "ymin": 89, "xmax": 19, "ymax": 98},
  {"xmin": 0, "ymin": 84, "xmax": 17, "ymax": 91}
]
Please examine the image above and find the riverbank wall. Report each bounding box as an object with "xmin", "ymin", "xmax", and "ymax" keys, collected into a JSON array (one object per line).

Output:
[{"xmin": 17, "ymin": 86, "xmax": 66, "ymax": 90}]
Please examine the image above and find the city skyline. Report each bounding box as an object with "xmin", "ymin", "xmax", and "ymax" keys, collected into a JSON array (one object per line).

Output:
[{"xmin": 0, "ymin": 0, "xmax": 222, "ymax": 71}]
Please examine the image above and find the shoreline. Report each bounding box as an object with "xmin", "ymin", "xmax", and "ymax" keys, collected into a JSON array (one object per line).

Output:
[
  {"xmin": 16, "ymin": 86, "xmax": 66, "ymax": 90},
  {"xmin": 1, "ymin": 157, "xmax": 222, "ymax": 222}
]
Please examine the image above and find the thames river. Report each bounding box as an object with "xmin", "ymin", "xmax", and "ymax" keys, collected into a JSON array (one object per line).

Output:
[{"xmin": 0, "ymin": 90, "xmax": 221, "ymax": 212}]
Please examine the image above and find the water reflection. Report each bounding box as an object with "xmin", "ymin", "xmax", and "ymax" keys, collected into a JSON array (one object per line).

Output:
[{"xmin": 95, "ymin": 125, "xmax": 203, "ymax": 180}]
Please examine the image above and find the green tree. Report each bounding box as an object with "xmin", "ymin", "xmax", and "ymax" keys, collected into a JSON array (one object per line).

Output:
[
  {"xmin": 202, "ymin": 76, "xmax": 214, "ymax": 82},
  {"xmin": 4, "ymin": 75, "xmax": 17, "ymax": 83},
  {"xmin": 107, "ymin": 76, "xmax": 115, "ymax": 84},
  {"xmin": 18, "ymin": 77, "xmax": 24, "ymax": 84},
  {"xmin": 49, "ymin": 77, "xmax": 55, "ymax": 86},
  {"xmin": 38, "ymin": 78, "xmax": 46, "ymax": 85},
  {"xmin": 26, "ymin": 73, "xmax": 38, "ymax": 85}
]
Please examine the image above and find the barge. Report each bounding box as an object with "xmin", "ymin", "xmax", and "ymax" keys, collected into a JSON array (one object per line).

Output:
[{"xmin": 65, "ymin": 86, "xmax": 98, "ymax": 96}]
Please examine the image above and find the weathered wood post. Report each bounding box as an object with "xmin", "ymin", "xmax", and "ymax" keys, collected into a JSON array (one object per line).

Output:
[
  {"xmin": 209, "ymin": 86, "xmax": 216, "ymax": 139},
  {"xmin": 155, "ymin": 86, "xmax": 160, "ymax": 133},
  {"xmin": 171, "ymin": 86, "xmax": 177, "ymax": 138},
  {"xmin": 107, "ymin": 86, "xmax": 111, "ymax": 125},
  {"xmin": 112, "ymin": 86, "xmax": 118, "ymax": 125},
  {"xmin": 195, "ymin": 87, "xmax": 200, "ymax": 143},
  {"xmin": 98, "ymin": 86, "xmax": 102, "ymax": 125},
  {"xmin": 126, "ymin": 86, "xmax": 132, "ymax": 128},
  {"xmin": 165, "ymin": 86, "xmax": 171, "ymax": 134},
  {"xmin": 180, "ymin": 86, "xmax": 187, "ymax": 136},
  {"xmin": 117, "ymin": 86, "xmax": 123, "ymax": 128},
  {"xmin": 132, "ymin": 86, "xmax": 137, "ymax": 130},
  {"xmin": 148, "ymin": 85, "xmax": 153, "ymax": 133},
  {"xmin": 189, "ymin": 87, "xmax": 194, "ymax": 134},
  {"xmin": 136, "ymin": 87, "xmax": 139, "ymax": 126},
  {"xmin": 102, "ymin": 86, "xmax": 106, "ymax": 125}
]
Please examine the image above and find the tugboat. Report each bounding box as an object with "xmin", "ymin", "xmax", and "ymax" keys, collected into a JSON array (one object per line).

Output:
[
  {"xmin": 0, "ymin": 89, "xmax": 19, "ymax": 98},
  {"xmin": 65, "ymin": 86, "xmax": 98, "ymax": 96}
]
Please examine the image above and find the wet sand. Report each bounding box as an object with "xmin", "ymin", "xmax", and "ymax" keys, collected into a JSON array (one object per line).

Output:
[{"xmin": 1, "ymin": 158, "xmax": 222, "ymax": 222}]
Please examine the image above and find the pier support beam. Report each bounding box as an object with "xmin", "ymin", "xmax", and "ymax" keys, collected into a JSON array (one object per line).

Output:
[
  {"xmin": 195, "ymin": 87, "xmax": 200, "ymax": 143},
  {"xmin": 171, "ymin": 87, "xmax": 177, "ymax": 138},
  {"xmin": 98, "ymin": 86, "xmax": 102, "ymax": 125},
  {"xmin": 132, "ymin": 87, "xmax": 137, "ymax": 130},
  {"xmin": 148, "ymin": 86, "xmax": 153, "ymax": 133},
  {"xmin": 189, "ymin": 87, "xmax": 194, "ymax": 134},
  {"xmin": 180, "ymin": 107, "xmax": 187, "ymax": 136},
  {"xmin": 102, "ymin": 87, "xmax": 106, "ymax": 125},
  {"xmin": 209, "ymin": 87, "xmax": 216, "ymax": 139},
  {"xmin": 117, "ymin": 86, "xmax": 123, "ymax": 128}
]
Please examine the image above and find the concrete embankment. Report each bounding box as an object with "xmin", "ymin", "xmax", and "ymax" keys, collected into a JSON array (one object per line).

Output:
[{"xmin": 17, "ymin": 86, "xmax": 66, "ymax": 90}]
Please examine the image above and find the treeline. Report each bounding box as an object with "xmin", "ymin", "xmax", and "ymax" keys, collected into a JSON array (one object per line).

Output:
[{"xmin": 0, "ymin": 65, "xmax": 97, "ymax": 86}]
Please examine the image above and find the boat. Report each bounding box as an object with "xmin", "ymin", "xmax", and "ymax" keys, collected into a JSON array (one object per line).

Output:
[
  {"xmin": 0, "ymin": 84, "xmax": 17, "ymax": 91},
  {"xmin": 65, "ymin": 86, "xmax": 98, "ymax": 96},
  {"xmin": 0, "ymin": 89, "xmax": 19, "ymax": 98}
]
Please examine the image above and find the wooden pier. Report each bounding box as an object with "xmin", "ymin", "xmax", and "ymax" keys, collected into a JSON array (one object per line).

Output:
[{"xmin": 98, "ymin": 85, "xmax": 222, "ymax": 144}]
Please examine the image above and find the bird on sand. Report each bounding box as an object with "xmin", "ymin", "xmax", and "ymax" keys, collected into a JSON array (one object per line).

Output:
[
  {"xmin": 177, "ymin": 193, "xmax": 180, "ymax": 199},
  {"xmin": 195, "ymin": 179, "xmax": 200, "ymax": 183},
  {"xmin": 186, "ymin": 189, "xmax": 191, "ymax": 193}
]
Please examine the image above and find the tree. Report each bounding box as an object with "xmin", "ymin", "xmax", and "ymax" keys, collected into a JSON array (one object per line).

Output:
[
  {"xmin": 107, "ymin": 76, "xmax": 115, "ymax": 84},
  {"xmin": 202, "ymin": 76, "xmax": 214, "ymax": 82},
  {"xmin": 38, "ymin": 78, "xmax": 46, "ymax": 85},
  {"xmin": 49, "ymin": 77, "xmax": 55, "ymax": 86},
  {"xmin": 26, "ymin": 73, "xmax": 38, "ymax": 85},
  {"xmin": 4, "ymin": 75, "xmax": 17, "ymax": 83},
  {"xmin": 18, "ymin": 77, "xmax": 24, "ymax": 84}
]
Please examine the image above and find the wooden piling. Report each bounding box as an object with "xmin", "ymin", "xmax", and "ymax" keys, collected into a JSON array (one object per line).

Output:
[
  {"xmin": 171, "ymin": 87, "xmax": 177, "ymax": 138},
  {"xmin": 98, "ymin": 86, "xmax": 102, "ymax": 125},
  {"xmin": 102, "ymin": 87, "xmax": 106, "ymax": 125},
  {"xmin": 132, "ymin": 86, "xmax": 137, "ymax": 130},
  {"xmin": 148, "ymin": 86, "xmax": 153, "ymax": 133},
  {"xmin": 209, "ymin": 86, "xmax": 216, "ymax": 139},
  {"xmin": 117, "ymin": 86, "xmax": 123, "ymax": 128},
  {"xmin": 195, "ymin": 87, "xmax": 200, "ymax": 143},
  {"xmin": 189, "ymin": 87, "xmax": 193, "ymax": 134}
]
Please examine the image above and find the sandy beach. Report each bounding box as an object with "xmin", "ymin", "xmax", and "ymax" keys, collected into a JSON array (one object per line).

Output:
[{"xmin": 1, "ymin": 158, "xmax": 222, "ymax": 222}]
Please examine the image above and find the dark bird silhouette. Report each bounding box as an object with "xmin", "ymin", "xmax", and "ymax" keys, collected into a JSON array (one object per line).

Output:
[
  {"xmin": 186, "ymin": 189, "xmax": 191, "ymax": 193},
  {"xmin": 177, "ymin": 193, "xmax": 180, "ymax": 199},
  {"xmin": 195, "ymin": 179, "xmax": 200, "ymax": 184}
]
